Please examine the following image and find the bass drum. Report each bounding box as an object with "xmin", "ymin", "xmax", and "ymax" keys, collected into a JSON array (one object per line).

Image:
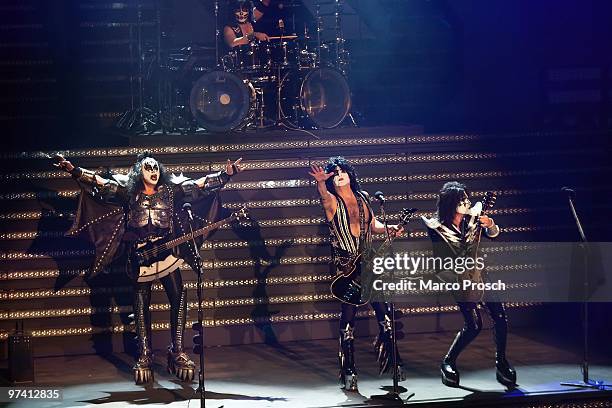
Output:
[
  {"xmin": 189, "ymin": 70, "xmax": 255, "ymax": 132},
  {"xmin": 280, "ymin": 67, "xmax": 351, "ymax": 129}
]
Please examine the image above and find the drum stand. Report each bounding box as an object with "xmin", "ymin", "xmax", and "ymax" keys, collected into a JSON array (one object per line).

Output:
[
  {"xmin": 345, "ymin": 112, "xmax": 358, "ymax": 127},
  {"xmin": 116, "ymin": 0, "xmax": 160, "ymax": 134}
]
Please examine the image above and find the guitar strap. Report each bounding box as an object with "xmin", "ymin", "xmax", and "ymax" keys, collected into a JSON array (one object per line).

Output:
[{"xmin": 357, "ymin": 193, "xmax": 366, "ymax": 252}]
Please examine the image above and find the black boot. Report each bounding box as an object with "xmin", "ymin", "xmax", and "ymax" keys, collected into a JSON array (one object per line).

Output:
[
  {"xmin": 133, "ymin": 287, "xmax": 154, "ymax": 385},
  {"xmin": 338, "ymin": 323, "xmax": 358, "ymax": 391},
  {"xmin": 440, "ymin": 356, "xmax": 459, "ymax": 388},
  {"xmin": 440, "ymin": 305, "xmax": 482, "ymax": 387},
  {"xmin": 373, "ymin": 315, "xmax": 407, "ymax": 381},
  {"xmin": 495, "ymin": 355, "xmax": 516, "ymax": 387},
  {"xmin": 440, "ymin": 331, "xmax": 463, "ymax": 388},
  {"xmin": 167, "ymin": 289, "xmax": 195, "ymax": 382},
  {"xmin": 490, "ymin": 303, "xmax": 516, "ymax": 387},
  {"xmin": 134, "ymin": 349, "xmax": 154, "ymax": 385}
]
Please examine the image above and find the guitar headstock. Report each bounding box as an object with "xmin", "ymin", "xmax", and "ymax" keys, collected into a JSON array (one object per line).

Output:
[
  {"xmin": 481, "ymin": 192, "xmax": 497, "ymax": 215},
  {"xmin": 234, "ymin": 206, "xmax": 250, "ymax": 221},
  {"xmin": 399, "ymin": 207, "xmax": 418, "ymax": 225}
]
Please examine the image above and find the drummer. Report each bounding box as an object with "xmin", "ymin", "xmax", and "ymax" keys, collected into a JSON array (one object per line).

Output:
[{"xmin": 224, "ymin": 0, "xmax": 271, "ymax": 48}]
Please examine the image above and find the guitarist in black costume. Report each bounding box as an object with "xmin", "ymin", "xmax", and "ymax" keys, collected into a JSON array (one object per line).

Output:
[
  {"xmin": 422, "ymin": 181, "xmax": 516, "ymax": 388},
  {"xmin": 309, "ymin": 156, "xmax": 406, "ymax": 391},
  {"xmin": 55, "ymin": 152, "xmax": 244, "ymax": 385}
]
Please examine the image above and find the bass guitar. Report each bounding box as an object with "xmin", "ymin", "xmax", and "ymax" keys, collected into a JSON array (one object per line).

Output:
[{"xmin": 134, "ymin": 207, "xmax": 249, "ymax": 279}]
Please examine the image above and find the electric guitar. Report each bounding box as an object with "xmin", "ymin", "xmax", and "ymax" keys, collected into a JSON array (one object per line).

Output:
[
  {"xmin": 330, "ymin": 207, "xmax": 417, "ymax": 306},
  {"xmin": 460, "ymin": 192, "xmax": 497, "ymax": 300},
  {"xmin": 133, "ymin": 207, "xmax": 249, "ymax": 279}
]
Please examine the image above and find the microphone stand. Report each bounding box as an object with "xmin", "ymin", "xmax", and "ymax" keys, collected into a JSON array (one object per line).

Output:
[
  {"xmin": 371, "ymin": 197, "xmax": 412, "ymax": 402},
  {"xmin": 214, "ymin": 0, "xmax": 219, "ymax": 67},
  {"xmin": 185, "ymin": 208, "xmax": 207, "ymax": 408},
  {"xmin": 560, "ymin": 189, "xmax": 610, "ymax": 390}
]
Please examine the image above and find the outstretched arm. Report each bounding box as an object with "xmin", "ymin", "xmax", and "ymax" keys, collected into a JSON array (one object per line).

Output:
[
  {"xmin": 193, "ymin": 158, "xmax": 244, "ymax": 191},
  {"xmin": 54, "ymin": 154, "xmax": 110, "ymax": 187},
  {"xmin": 54, "ymin": 154, "xmax": 125, "ymax": 203},
  {"xmin": 308, "ymin": 165, "xmax": 336, "ymax": 221}
]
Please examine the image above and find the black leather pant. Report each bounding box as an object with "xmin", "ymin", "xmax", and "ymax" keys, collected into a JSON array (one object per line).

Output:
[
  {"xmin": 133, "ymin": 269, "xmax": 187, "ymax": 355},
  {"xmin": 339, "ymin": 301, "xmax": 400, "ymax": 375},
  {"xmin": 340, "ymin": 301, "xmax": 391, "ymax": 331},
  {"xmin": 446, "ymin": 301, "xmax": 508, "ymax": 362}
]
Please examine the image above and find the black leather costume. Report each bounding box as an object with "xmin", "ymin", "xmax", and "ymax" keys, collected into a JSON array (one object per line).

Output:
[
  {"xmin": 329, "ymin": 191, "xmax": 406, "ymax": 391},
  {"xmin": 422, "ymin": 209, "xmax": 516, "ymax": 388},
  {"xmin": 67, "ymin": 165, "xmax": 229, "ymax": 384}
]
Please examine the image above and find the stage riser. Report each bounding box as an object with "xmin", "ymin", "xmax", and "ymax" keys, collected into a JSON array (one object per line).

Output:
[
  {"xmin": 0, "ymin": 128, "xmax": 609, "ymax": 357},
  {"xmin": 1, "ymin": 309, "xmax": 539, "ymax": 358}
]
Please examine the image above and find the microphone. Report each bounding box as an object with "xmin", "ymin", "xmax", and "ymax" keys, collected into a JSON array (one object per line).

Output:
[
  {"xmin": 561, "ymin": 186, "xmax": 576, "ymax": 198},
  {"xmin": 183, "ymin": 202, "xmax": 194, "ymax": 222},
  {"xmin": 278, "ymin": 18, "xmax": 285, "ymax": 34},
  {"xmin": 374, "ymin": 191, "xmax": 386, "ymax": 203}
]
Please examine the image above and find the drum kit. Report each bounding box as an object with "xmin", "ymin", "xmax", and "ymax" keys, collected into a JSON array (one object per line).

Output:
[{"xmin": 119, "ymin": 0, "xmax": 355, "ymax": 135}]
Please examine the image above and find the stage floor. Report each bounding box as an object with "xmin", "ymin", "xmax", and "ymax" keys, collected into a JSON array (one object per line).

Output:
[{"xmin": 4, "ymin": 329, "xmax": 612, "ymax": 407}]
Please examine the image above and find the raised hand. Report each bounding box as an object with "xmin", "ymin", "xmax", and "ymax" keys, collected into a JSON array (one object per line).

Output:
[
  {"xmin": 53, "ymin": 154, "xmax": 74, "ymax": 173},
  {"xmin": 308, "ymin": 165, "xmax": 334, "ymax": 183},
  {"xmin": 226, "ymin": 158, "xmax": 244, "ymax": 176}
]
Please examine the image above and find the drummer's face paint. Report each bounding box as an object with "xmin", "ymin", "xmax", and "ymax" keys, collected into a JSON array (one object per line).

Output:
[
  {"xmin": 141, "ymin": 158, "xmax": 160, "ymax": 187},
  {"xmin": 234, "ymin": 7, "xmax": 249, "ymax": 23},
  {"xmin": 333, "ymin": 166, "xmax": 350, "ymax": 188}
]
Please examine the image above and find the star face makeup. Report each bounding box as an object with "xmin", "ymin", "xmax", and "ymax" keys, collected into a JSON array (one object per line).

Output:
[
  {"xmin": 456, "ymin": 195, "xmax": 472, "ymax": 215},
  {"xmin": 333, "ymin": 166, "xmax": 350, "ymax": 187}
]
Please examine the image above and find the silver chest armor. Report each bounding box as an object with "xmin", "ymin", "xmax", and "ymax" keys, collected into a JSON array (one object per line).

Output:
[{"xmin": 128, "ymin": 186, "xmax": 173, "ymax": 231}]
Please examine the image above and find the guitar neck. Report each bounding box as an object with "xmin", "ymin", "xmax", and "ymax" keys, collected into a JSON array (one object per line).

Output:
[
  {"xmin": 474, "ymin": 196, "xmax": 495, "ymax": 247},
  {"xmin": 375, "ymin": 216, "xmax": 411, "ymax": 255},
  {"xmin": 164, "ymin": 215, "xmax": 236, "ymax": 250}
]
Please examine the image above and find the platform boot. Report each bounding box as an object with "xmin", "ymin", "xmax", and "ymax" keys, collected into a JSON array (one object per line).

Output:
[
  {"xmin": 440, "ymin": 331, "xmax": 462, "ymax": 388},
  {"xmin": 373, "ymin": 315, "xmax": 407, "ymax": 381},
  {"xmin": 338, "ymin": 323, "xmax": 358, "ymax": 391},
  {"xmin": 133, "ymin": 289, "xmax": 154, "ymax": 385},
  {"xmin": 167, "ymin": 289, "xmax": 195, "ymax": 382}
]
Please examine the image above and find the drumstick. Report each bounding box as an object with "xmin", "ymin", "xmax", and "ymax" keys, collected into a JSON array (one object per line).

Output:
[{"xmin": 267, "ymin": 35, "xmax": 298, "ymax": 40}]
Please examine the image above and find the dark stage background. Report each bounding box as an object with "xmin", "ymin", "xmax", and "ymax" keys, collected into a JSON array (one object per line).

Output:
[
  {"xmin": 1, "ymin": 0, "xmax": 612, "ymax": 362},
  {"xmin": 1, "ymin": 0, "xmax": 611, "ymax": 149}
]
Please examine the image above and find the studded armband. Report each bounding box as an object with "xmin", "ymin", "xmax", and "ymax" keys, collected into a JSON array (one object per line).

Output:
[
  {"xmin": 485, "ymin": 222, "xmax": 500, "ymax": 238},
  {"xmin": 201, "ymin": 170, "xmax": 231, "ymax": 192},
  {"xmin": 71, "ymin": 167, "xmax": 97, "ymax": 185}
]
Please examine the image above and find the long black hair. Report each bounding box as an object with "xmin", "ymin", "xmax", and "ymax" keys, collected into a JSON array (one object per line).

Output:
[
  {"xmin": 126, "ymin": 151, "xmax": 171, "ymax": 197},
  {"xmin": 436, "ymin": 181, "xmax": 468, "ymax": 226},
  {"xmin": 323, "ymin": 156, "xmax": 362, "ymax": 196}
]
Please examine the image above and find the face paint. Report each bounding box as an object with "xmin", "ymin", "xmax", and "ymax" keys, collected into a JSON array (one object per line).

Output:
[
  {"xmin": 235, "ymin": 7, "xmax": 249, "ymax": 23},
  {"xmin": 456, "ymin": 195, "xmax": 471, "ymax": 215},
  {"xmin": 333, "ymin": 166, "xmax": 350, "ymax": 187},
  {"xmin": 141, "ymin": 158, "xmax": 160, "ymax": 186}
]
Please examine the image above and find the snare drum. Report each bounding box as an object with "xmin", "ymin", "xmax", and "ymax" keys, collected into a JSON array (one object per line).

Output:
[
  {"xmin": 268, "ymin": 39, "xmax": 298, "ymax": 69},
  {"xmin": 223, "ymin": 42, "xmax": 271, "ymax": 74}
]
